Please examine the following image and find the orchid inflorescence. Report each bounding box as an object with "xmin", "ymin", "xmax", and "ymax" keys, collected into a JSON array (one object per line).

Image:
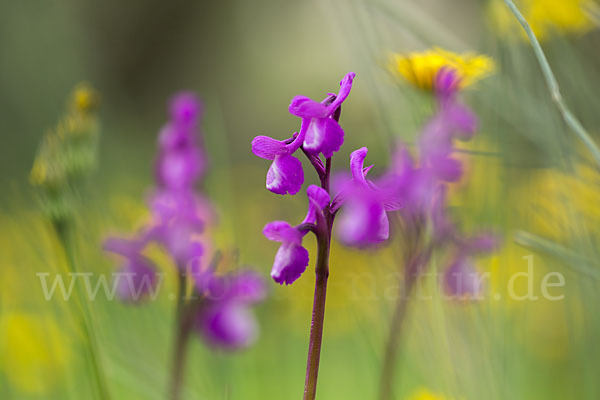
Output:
[
  {"xmin": 252, "ymin": 72, "xmax": 404, "ymax": 286},
  {"xmin": 253, "ymin": 68, "xmax": 496, "ymax": 294},
  {"xmin": 104, "ymin": 93, "xmax": 265, "ymax": 351}
]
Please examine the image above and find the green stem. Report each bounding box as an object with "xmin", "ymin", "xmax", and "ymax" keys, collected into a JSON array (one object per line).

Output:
[
  {"xmin": 169, "ymin": 271, "xmax": 195, "ymax": 400},
  {"xmin": 378, "ymin": 234, "xmax": 431, "ymax": 400},
  {"xmin": 53, "ymin": 219, "xmax": 110, "ymax": 400},
  {"xmin": 303, "ymin": 156, "xmax": 334, "ymax": 400},
  {"xmin": 302, "ymin": 223, "xmax": 331, "ymax": 400},
  {"xmin": 378, "ymin": 285, "xmax": 412, "ymax": 400},
  {"xmin": 378, "ymin": 259, "xmax": 419, "ymax": 400},
  {"xmin": 503, "ymin": 0, "xmax": 600, "ymax": 167}
]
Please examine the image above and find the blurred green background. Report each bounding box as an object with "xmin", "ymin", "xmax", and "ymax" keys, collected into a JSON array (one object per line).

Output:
[{"xmin": 1, "ymin": 0, "xmax": 600, "ymax": 399}]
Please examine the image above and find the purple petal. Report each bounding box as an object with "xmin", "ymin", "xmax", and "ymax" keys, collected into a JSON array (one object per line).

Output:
[
  {"xmin": 271, "ymin": 243, "xmax": 309, "ymax": 285},
  {"xmin": 288, "ymin": 96, "xmax": 329, "ymax": 118},
  {"xmin": 169, "ymin": 92, "xmax": 202, "ymax": 125},
  {"xmin": 307, "ymin": 185, "xmax": 330, "ymax": 209},
  {"xmin": 443, "ymin": 257, "xmax": 485, "ymax": 300},
  {"xmin": 225, "ymin": 272, "xmax": 267, "ymax": 303},
  {"xmin": 378, "ymin": 185, "xmax": 405, "ymax": 212},
  {"xmin": 318, "ymin": 118, "xmax": 344, "ymax": 158},
  {"xmin": 302, "ymin": 185, "xmax": 331, "ymax": 225},
  {"xmin": 263, "ymin": 221, "xmax": 302, "ymax": 245},
  {"xmin": 198, "ymin": 303, "xmax": 258, "ymax": 349},
  {"xmin": 158, "ymin": 123, "xmax": 193, "ymax": 151},
  {"xmin": 303, "ymin": 118, "xmax": 345, "ymax": 157},
  {"xmin": 429, "ymin": 155, "xmax": 463, "ymax": 182},
  {"xmin": 464, "ymin": 233, "xmax": 500, "ymax": 253},
  {"xmin": 349, "ymin": 147, "xmax": 368, "ymax": 184},
  {"xmin": 434, "ymin": 67, "xmax": 461, "ymax": 96},
  {"xmin": 251, "ymin": 136, "xmax": 289, "ymax": 160},
  {"xmin": 266, "ymin": 154, "xmax": 304, "ymax": 195},
  {"xmin": 155, "ymin": 147, "xmax": 204, "ymax": 190},
  {"xmin": 103, "ymin": 237, "xmax": 141, "ymax": 257},
  {"xmin": 327, "ymin": 72, "xmax": 356, "ymax": 113},
  {"xmin": 444, "ymin": 102, "xmax": 478, "ymax": 140},
  {"xmin": 337, "ymin": 193, "xmax": 389, "ymax": 247},
  {"xmin": 116, "ymin": 258, "xmax": 158, "ymax": 302}
]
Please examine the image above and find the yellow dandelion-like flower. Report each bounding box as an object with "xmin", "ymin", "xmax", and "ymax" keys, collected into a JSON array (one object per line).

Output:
[
  {"xmin": 390, "ymin": 47, "xmax": 495, "ymax": 91},
  {"xmin": 487, "ymin": 0, "xmax": 598, "ymax": 41}
]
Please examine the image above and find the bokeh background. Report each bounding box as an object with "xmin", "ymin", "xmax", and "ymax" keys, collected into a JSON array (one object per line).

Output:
[{"xmin": 1, "ymin": 0, "xmax": 600, "ymax": 399}]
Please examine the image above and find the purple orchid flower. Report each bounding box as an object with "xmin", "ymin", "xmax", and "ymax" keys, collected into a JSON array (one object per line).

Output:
[
  {"xmin": 288, "ymin": 72, "xmax": 355, "ymax": 157},
  {"xmin": 103, "ymin": 237, "xmax": 158, "ymax": 302},
  {"xmin": 251, "ymin": 72, "xmax": 355, "ymax": 195},
  {"xmin": 156, "ymin": 92, "xmax": 206, "ymax": 190},
  {"xmin": 443, "ymin": 233, "xmax": 499, "ymax": 299},
  {"xmin": 335, "ymin": 147, "xmax": 403, "ymax": 247},
  {"xmin": 418, "ymin": 68, "xmax": 478, "ymax": 183},
  {"xmin": 263, "ymin": 221, "xmax": 310, "ymax": 285},
  {"xmin": 251, "ymin": 124, "xmax": 307, "ymax": 195},
  {"xmin": 145, "ymin": 190, "xmax": 211, "ymax": 269},
  {"xmin": 197, "ymin": 271, "xmax": 266, "ymax": 349},
  {"xmin": 263, "ymin": 185, "xmax": 330, "ymax": 285}
]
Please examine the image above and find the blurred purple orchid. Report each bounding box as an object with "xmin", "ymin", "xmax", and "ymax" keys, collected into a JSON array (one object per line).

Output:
[
  {"xmin": 197, "ymin": 271, "xmax": 266, "ymax": 349},
  {"xmin": 443, "ymin": 233, "xmax": 499, "ymax": 299},
  {"xmin": 378, "ymin": 65, "xmax": 499, "ymax": 400},
  {"xmin": 103, "ymin": 237, "xmax": 158, "ymax": 302},
  {"xmin": 378, "ymin": 67, "xmax": 498, "ymax": 296},
  {"xmin": 103, "ymin": 90, "xmax": 267, "ymax": 400},
  {"xmin": 335, "ymin": 147, "xmax": 403, "ymax": 247}
]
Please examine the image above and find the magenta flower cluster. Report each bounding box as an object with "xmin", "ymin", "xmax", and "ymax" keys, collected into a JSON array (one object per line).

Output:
[
  {"xmin": 104, "ymin": 93, "xmax": 265, "ymax": 349},
  {"xmin": 252, "ymin": 69, "xmax": 497, "ymax": 296},
  {"xmin": 251, "ymin": 72, "xmax": 408, "ymax": 286},
  {"xmin": 389, "ymin": 67, "xmax": 498, "ymax": 297}
]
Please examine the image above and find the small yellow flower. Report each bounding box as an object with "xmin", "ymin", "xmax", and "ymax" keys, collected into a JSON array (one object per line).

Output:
[
  {"xmin": 390, "ymin": 47, "xmax": 495, "ymax": 91},
  {"xmin": 409, "ymin": 387, "xmax": 448, "ymax": 400},
  {"xmin": 70, "ymin": 82, "xmax": 99, "ymax": 114},
  {"xmin": 488, "ymin": 0, "xmax": 598, "ymax": 41}
]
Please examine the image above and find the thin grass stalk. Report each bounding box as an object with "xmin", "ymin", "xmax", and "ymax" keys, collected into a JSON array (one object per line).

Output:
[
  {"xmin": 53, "ymin": 219, "xmax": 111, "ymax": 400},
  {"xmin": 503, "ymin": 0, "xmax": 600, "ymax": 167}
]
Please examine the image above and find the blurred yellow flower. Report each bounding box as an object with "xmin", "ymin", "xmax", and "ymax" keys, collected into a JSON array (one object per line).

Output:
[
  {"xmin": 390, "ymin": 48, "xmax": 495, "ymax": 91},
  {"xmin": 70, "ymin": 82, "xmax": 100, "ymax": 114},
  {"xmin": 488, "ymin": 0, "xmax": 598, "ymax": 40},
  {"xmin": 0, "ymin": 313, "xmax": 71, "ymax": 394},
  {"xmin": 512, "ymin": 163, "xmax": 600, "ymax": 241},
  {"xmin": 409, "ymin": 387, "xmax": 448, "ymax": 400}
]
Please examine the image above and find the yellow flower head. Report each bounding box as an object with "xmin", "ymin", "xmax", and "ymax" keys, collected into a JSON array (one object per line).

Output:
[
  {"xmin": 488, "ymin": 0, "xmax": 598, "ymax": 41},
  {"xmin": 390, "ymin": 47, "xmax": 495, "ymax": 91}
]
